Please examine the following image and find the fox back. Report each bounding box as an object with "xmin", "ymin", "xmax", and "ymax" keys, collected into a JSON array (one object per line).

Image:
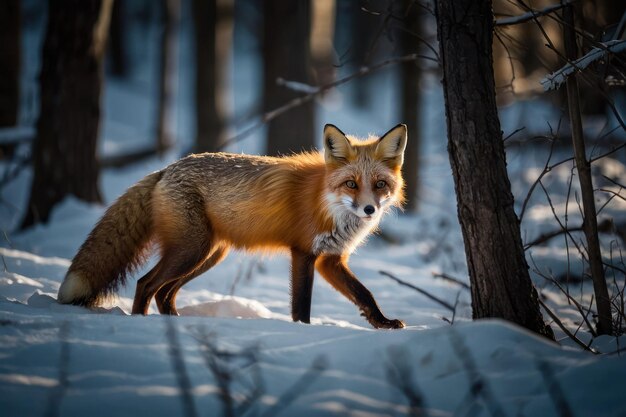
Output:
[{"xmin": 153, "ymin": 124, "xmax": 407, "ymax": 255}]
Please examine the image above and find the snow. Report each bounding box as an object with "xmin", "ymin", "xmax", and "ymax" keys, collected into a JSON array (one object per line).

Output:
[{"xmin": 2, "ymin": 3, "xmax": 626, "ymax": 417}]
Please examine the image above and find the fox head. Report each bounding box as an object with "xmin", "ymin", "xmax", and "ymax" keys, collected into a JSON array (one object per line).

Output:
[{"xmin": 323, "ymin": 124, "xmax": 407, "ymax": 221}]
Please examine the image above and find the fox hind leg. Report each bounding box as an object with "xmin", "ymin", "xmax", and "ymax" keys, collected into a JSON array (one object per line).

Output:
[
  {"xmin": 131, "ymin": 242, "xmax": 211, "ymax": 315},
  {"xmin": 131, "ymin": 196, "xmax": 213, "ymax": 315},
  {"xmin": 155, "ymin": 245, "xmax": 229, "ymax": 315}
]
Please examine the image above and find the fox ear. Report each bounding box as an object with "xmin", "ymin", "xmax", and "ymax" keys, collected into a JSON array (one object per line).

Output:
[
  {"xmin": 375, "ymin": 124, "xmax": 407, "ymax": 167},
  {"xmin": 324, "ymin": 124, "xmax": 354, "ymax": 164}
]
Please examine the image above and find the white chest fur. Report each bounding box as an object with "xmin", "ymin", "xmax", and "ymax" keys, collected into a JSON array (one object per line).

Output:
[{"xmin": 312, "ymin": 209, "xmax": 380, "ymax": 256}]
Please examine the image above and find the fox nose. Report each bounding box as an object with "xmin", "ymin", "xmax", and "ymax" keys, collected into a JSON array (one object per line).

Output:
[{"xmin": 364, "ymin": 205, "xmax": 375, "ymax": 215}]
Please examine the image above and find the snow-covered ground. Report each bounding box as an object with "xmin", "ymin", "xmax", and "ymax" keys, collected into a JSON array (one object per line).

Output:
[{"xmin": 2, "ymin": 3, "xmax": 626, "ymax": 416}]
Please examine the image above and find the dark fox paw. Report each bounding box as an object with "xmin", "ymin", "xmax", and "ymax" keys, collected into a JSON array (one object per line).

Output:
[{"xmin": 370, "ymin": 317, "xmax": 405, "ymax": 329}]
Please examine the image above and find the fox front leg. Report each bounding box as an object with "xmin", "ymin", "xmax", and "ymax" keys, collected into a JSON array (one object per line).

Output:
[
  {"xmin": 316, "ymin": 254, "xmax": 404, "ymax": 329},
  {"xmin": 290, "ymin": 248, "xmax": 317, "ymax": 324}
]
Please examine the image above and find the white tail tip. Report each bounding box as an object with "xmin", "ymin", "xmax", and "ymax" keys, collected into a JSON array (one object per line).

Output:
[{"xmin": 57, "ymin": 272, "xmax": 92, "ymax": 304}]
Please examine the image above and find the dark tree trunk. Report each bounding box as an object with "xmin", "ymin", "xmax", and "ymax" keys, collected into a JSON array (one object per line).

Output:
[
  {"xmin": 108, "ymin": 0, "xmax": 127, "ymax": 77},
  {"xmin": 21, "ymin": 0, "xmax": 113, "ymax": 229},
  {"xmin": 562, "ymin": 5, "xmax": 613, "ymax": 335},
  {"xmin": 0, "ymin": 0, "xmax": 21, "ymax": 127},
  {"xmin": 263, "ymin": 0, "xmax": 315, "ymax": 155},
  {"xmin": 400, "ymin": 0, "xmax": 421, "ymax": 212},
  {"xmin": 192, "ymin": 0, "xmax": 232, "ymax": 153},
  {"xmin": 435, "ymin": 0, "xmax": 553, "ymax": 338},
  {"xmin": 349, "ymin": 2, "xmax": 379, "ymax": 108},
  {"xmin": 155, "ymin": 0, "xmax": 178, "ymax": 155}
]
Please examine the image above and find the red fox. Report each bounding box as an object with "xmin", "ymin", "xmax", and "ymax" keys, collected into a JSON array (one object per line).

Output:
[{"xmin": 57, "ymin": 124, "xmax": 407, "ymax": 329}]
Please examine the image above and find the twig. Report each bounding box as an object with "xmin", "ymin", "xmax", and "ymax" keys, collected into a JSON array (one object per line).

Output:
[
  {"xmin": 519, "ymin": 126, "xmax": 560, "ymax": 223},
  {"xmin": 503, "ymin": 126, "xmax": 526, "ymax": 142},
  {"xmin": 535, "ymin": 264, "xmax": 598, "ymax": 338},
  {"xmin": 538, "ymin": 299, "xmax": 598, "ymax": 353},
  {"xmin": 495, "ymin": 1, "xmax": 575, "ymax": 27},
  {"xmin": 379, "ymin": 270, "xmax": 455, "ymax": 311},
  {"xmin": 525, "ymin": 225, "xmax": 584, "ymax": 250},
  {"xmin": 523, "ymin": 218, "xmax": 614, "ymax": 250},
  {"xmin": 431, "ymin": 272, "xmax": 470, "ymax": 290}
]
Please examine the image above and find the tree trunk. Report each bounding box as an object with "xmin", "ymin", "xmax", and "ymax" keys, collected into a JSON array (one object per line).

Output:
[
  {"xmin": 108, "ymin": 0, "xmax": 127, "ymax": 78},
  {"xmin": 400, "ymin": 0, "xmax": 421, "ymax": 212},
  {"xmin": 21, "ymin": 0, "xmax": 113, "ymax": 229},
  {"xmin": 349, "ymin": 3, "xmax": 379, "ymax": 108},
  {"xmin": 562, "ymin": 5, "xmax": 613, "ymax": 335},
  {"xmin": 435, "ymin": 0, "xmax": 553, "ymax": 339},
  {"xmin": 263, "ymin": 0, "xmax": 315, "ymax": 155},
  {"xmin": 192, "ymin": 0, "xmax": 233, "ymax": 153},
  {"xmin": 155, "ymin": 0, "xmax": 178, "ymax": 155},
  {"xmin": 0, "ymin": 0, "xmax": 21, "ymax": 127}
]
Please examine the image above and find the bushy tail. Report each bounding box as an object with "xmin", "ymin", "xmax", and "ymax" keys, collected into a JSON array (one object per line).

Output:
[{"xmin": 58, "ymin": 170, "xmax": 163, "ymax": 306}]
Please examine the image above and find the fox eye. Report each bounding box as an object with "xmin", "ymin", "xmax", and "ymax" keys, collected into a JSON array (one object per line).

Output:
[
  {"xmin": 375, "ymin": 180, "xmax": 387, "ymax": 189},
  {"xmin": 345, "ymin": 180, "xmax": 357, "ymax": 189}
]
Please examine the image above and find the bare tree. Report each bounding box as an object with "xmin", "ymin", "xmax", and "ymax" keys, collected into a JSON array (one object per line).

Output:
[
  {"xmin": 0, "ymin": 0, "xmax": 21, "ymax": 127},
  {"xmin": 435, "ymin": 0, "xmax": 553, "ymax": 338},
  {"xmin": 21, "ymin": 0, "xmax": 113, "ymax": 229},
  {"xmin": 400, "ymin": 0, "xmax": 422, "ymax": 212},
  {"xmin": 561, "ymin": 4, "xmax": 612, "ymax": 335},
  {"xmin": 108, "ymin": 0, "xmax": 128, "ymax": 78},
  {"xmin": 155, "ymin": 0, "xmax": 179, "ymax": 155},
  {"xmin": 193, "ymin": 0, "xmax": 233, "ymax": 153},
  {"xmin": 263, "ymin": 0, "xmax": 315, "ymax": 155}
]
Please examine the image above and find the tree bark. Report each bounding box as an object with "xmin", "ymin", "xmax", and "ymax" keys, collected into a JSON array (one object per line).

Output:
[
  {"xmin": 400, "ymin": 0, "xmax": 421, "ymax": 212},
  {"xmin": 562, "ymin": 5, "xmax": 612, "ymax": 335},
  {"xmin": 192, "ymin": 0, "xmax": 232, "ymax": 153},
  {"xmin": 263, "ymin": 0, "xmax": 315, "ymax": 155},
  {"xmin": 435, "ymin": 0, "xmax": 553, "ymax": 338},
  {"xmin": 21, "ymin": 0, "xmax": 113, "ymax": 229},
  {"xmin": 0, "ymin": 0, "xmax": 21, "ymax": 127}
]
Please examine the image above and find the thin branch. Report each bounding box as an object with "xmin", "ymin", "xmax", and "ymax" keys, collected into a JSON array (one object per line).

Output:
[
  {"xmin": 519, "ymin": 132, "xmax": 560, "ymax": 223},
  {"xmin": 524, "ymin": 219, "xmax": 613, "ymax": 250},
  {"xmin": 538, "ymin": 299, "xmax": 598, "ymax": 353},
  {"xmin": 495, "ymin": 1, "xmax": 575, "ymax": 27},
  {"xmin": 431, "ymin": 272, "xmax": 470, "ymax": 290},
  {"xmin": 380, "ymin": 270, "xmax": 455, "ymax": 311}
]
